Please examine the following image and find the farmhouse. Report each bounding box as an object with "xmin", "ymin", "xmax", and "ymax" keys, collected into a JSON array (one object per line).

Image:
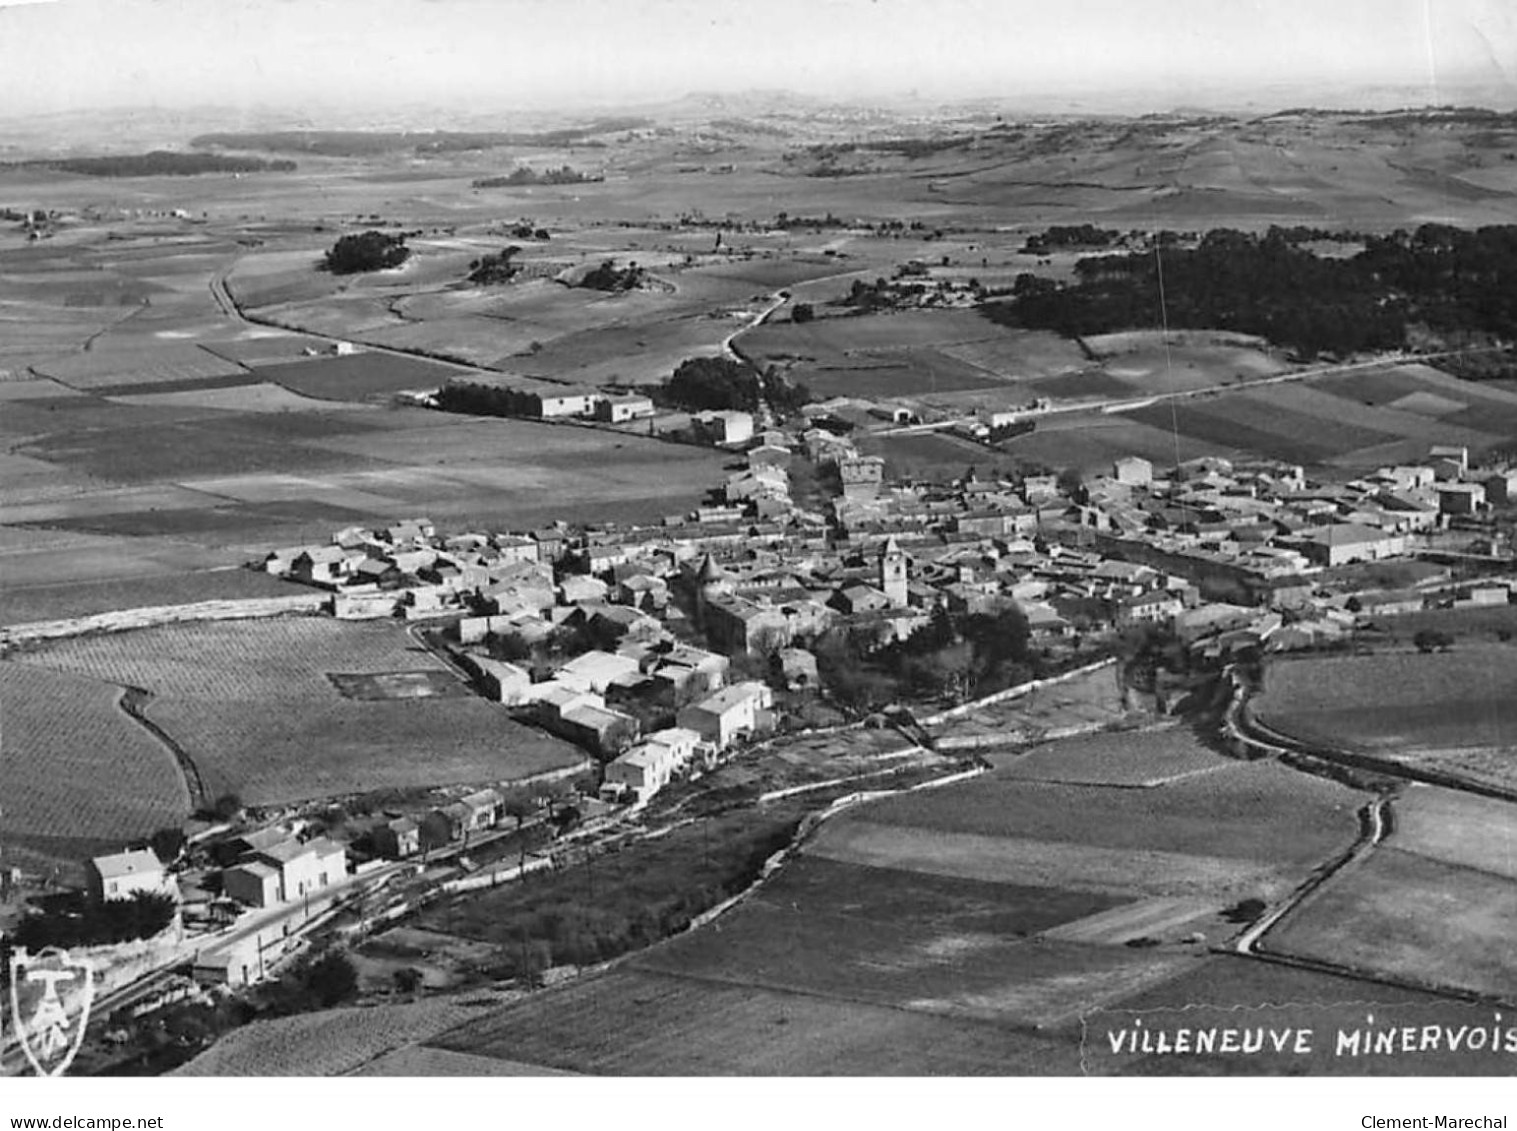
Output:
[
  {"xmin": 1297, "ymin": 524, "xmax": 1407, "ymax": 567},
  {"xmin": 371, "ymin": 817, "xmax": 421, "ymax": 860},
  {"xmin": 531, "ymin": 388, "xmax": 599, "ymax": 419},
  {"xmin": 87, "ymin": 849, "xmax": 173, "ymax": 904},
  {"xmin": 677, "ymin": 681, "xmax": 773, "ymax": 750},
  {"xmin": 223, "ymin": 837, "xmax": 347, "ymax": 909},
  {"xmin": 691, "ymin": 410, "xmax": 755, "ymax": 447},
  {"xmin": 472, "ymin": 657, "xmax": 532, "ymax": 704},
  {"xmin": 1435, "ymin": 482, "xmax": 1486, "ymax": 516},
  {"xmin": 1116, "ymin": 589, "xmax": 1185, "ymax": 626},
  {"xmin": 602, "ymin": 727, "xmax": 704, "ymax": 805},
  {"xmin": 555, "ymin": 649, "xmax": 642, "ymax": 694},
  {"xmin": 594, "ymin": 393, "xmax": 655, "ymax": 423},
  {"xmin": 292, "ymin": 546, "xmax": 359, "ymax": 586},
  {"xmin": 1484, "ymin": 471, "xmax": 1517, "ymax": 506},
  {"xmin": 1113, "ymin": 456, "xmax": 1154, "ymax": 486}
]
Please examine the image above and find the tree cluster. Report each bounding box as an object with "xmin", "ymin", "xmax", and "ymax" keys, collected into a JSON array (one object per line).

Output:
[
  {"xmin": 657, "ymin": 356, "xmax": 810, "ymax": 420},
  {"xmin": 982, "ymin": 224, "xmax": 1517, "ymax": 361},
  {"xmin": 323, "ymin": 230, "xmax": 410, "ymax": 275},
  {"xmin": 577, "ymin": 259, "xmax": 645, "ymax": 292},
  {"xmin": 814, "ymin": 603, "xmax": 1039, "ymax": 711},
  {"xmin": 475, "ymin": 815, "xmax": 799, "ymax": 982},
  {"xmin": 14, "ymin": 890, "xmax": 177, "ymax": 950},
  {"xmin": 1021, "ymin": 225, "xmax": 1122, "ymax": 254},
  {"xmin": 434, "ymin": 380, "xmax": 540, "ymax": 419},
  {"xmin": 467, "ymin": 246, "xmax": 522, "ymax": 285},
  {"xmin": 473, "ymin": 165, "xmax": 602, "ymax": 188},
  {"xmin": 259, "ymin": 950, "xmax": 359, "ymax": 1015}
]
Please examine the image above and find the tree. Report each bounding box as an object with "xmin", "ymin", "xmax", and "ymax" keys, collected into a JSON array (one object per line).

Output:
[
  {"xmin": 663, "ymin": 356, "xmax": 760, "ymax": 412},
  {"xmin": 323, "ymin": 230, "xmax": 410, "ymax": 275},
  {"xmin": 211, "ymin": 792, "xmax": 244, "ymax": 821},
  {"xmin": 147, "ymin": 827, "xmax": 186, "ymax": 864},
  {"xmin": 1413, "ymin": 629, "xmax": 1455, "ymax": 654},
  {"xmin": 791, "ymin": 302, "xmax": 815, "ymax": 324},
  {"xmin": 304, "ymin": 952, "xmax": 358, "ymax": 1008},
  {"xmin": 501, "ymin": 789, "xmax": 538, "ymax": 871}
]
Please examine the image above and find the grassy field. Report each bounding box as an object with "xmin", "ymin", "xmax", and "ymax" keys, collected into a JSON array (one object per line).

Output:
[
  {"xmin": 852, "ymin": 760, "xmax": 1364, "ymax": 870},
  {"xmin": 1264, "ymin": 847, "xmax": 1517, "ymax": 1001},
  {"xmin": 1389, "ymin": 787, "xmax": 1517, "ymax": 880},
  {"xmin": 12, "ymin": 618, "xmax": 586, "ymax": 805},
  {"xmin": 0, "ymin": 661, "xmax": 189, "ymax": 867},
  {"xmin": 806, "ymin": 819, "xmax": 1274, "ymax": 898},
  {"xmin": 1254, "ymin": 647, "xmax": 1517, "ymax": 771},
  {"xmin": 995, "ymin": 726, "xmax": 1234, "ymax": 787}
]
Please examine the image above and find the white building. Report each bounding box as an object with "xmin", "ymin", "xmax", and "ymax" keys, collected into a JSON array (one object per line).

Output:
[
  {"xmin": 87, "ymin": 849, "xmax": 173, "ymax": 903},
  {"xmin": 676, "ymin": 681, "xmax": 773, "ymax": 750}
]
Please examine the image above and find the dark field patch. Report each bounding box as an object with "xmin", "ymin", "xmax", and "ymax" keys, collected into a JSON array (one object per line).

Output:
[
  {"xmin": 754, "ymin": 855, "xmax": 1125, "ymax": 935},
  {"xmin": 1114, "ymin": 952, "xmax": 1454, "ymax": 1014},
  {"xmin": 1313, "ymin": 369, "xmax": 1450, "ymax": 406},
  {"xmin": 17, "ymin": 498, "xmax": 374, "ymax": 539},
  {"xmin": 1440, "ymin": 398, "xmax": 1517, "ymax": 437},
  {"xmin": 1030, "ymin": 369, "xmax": 1134, "ymax": 399},
  {"xmin": 0, "ymin": 396, "xmax": 224, "ymax": 438},
  {"xmin": 869, "ymin": 430, "xmax": 990, "ymax": 478},
  {"xmin": 0, "ymin": 569, "xmax": 297, "ymax": 628},
  {"xmin": 88, "ymin": 372, "xmax": 264, "ymax": 397},
  {"xmin": 327, "ymin": 671, "xmax": 471, "ymax": 701},
  {"xmin": 1121, "ymin": 401, "xmax": 1380, "ymax": 464},
  {"xmin": 261, "ymin": 353, "xmax": 464, "ymax": 402},
  {"xmin": 802, "ymin": 349, "xmax": 1004, "ymax": 399},
  {"xmin": 17, "ymin": 416, "xmax": 396, "ymax": 483}
]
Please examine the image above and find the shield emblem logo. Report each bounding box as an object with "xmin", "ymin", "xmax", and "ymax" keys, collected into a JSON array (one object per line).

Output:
[{"xmin": 9, "ymin": 946, "xmax": 93, "ymax": 1077}]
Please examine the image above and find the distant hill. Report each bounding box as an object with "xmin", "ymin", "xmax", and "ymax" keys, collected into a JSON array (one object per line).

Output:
[{"xmin": 190, "ymin": 120, "xmax": 654, "ymax": 157}]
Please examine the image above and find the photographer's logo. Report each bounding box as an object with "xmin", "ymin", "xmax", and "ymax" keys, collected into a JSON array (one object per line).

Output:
[{"xmin": 9, "ymin": 946, "xmax": 93, "ymax": 1077}]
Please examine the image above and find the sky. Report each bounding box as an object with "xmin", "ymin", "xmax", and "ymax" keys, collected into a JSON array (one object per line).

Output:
[{"xmin": 0, "ymin": 0, "xmax": 1512, "ymax": 117}]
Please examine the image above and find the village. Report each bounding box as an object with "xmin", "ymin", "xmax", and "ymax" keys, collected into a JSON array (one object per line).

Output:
[{"xmin": 46, "ymin": 387, "xmax": 1517, "ymax": 1011}]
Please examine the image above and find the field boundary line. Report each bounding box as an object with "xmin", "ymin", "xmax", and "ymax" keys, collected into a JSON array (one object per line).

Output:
[
  {"xmin": 1, "ymin": 593, "xmax": 328, "ymax": 647},
  {"xmin": 119, "ymin": 683, "xmax": 208, "ymax": 813},
  {"xmin": 916, "ymin": 657, "xmax": 1119, "ymax": 727}
]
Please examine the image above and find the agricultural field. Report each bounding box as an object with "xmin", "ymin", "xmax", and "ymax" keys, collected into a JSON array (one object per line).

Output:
[
  {"xmin": 171, "ymin": 989, "xmax": 522, "ymax": 1078},
  {"xmin": 0, "ymin": 557, "xmax": 290, "ymax": 628},
  {"xmin": 11, "ymin": 617, "xmax": 587, "ymax": 805},
  {"xmin": 0, "ymin": 661, "xmax": 189, "ymax": 872},
  {"xmin": 1099, "ymin": 363, "xmax": 1517, "ymax": 472},
  {"xmin": 925, "ymin": 660, "xmax": 1130, "ymax": 749},
  {"xmin": 995, "ymin": 725, "xmax": 1234, "ymax": 787},
  {"xmin": 1253, "ymin": 647, "xmax": 1517, "ymax": 786},
  {"xmin": 1389, "ymin": 786, "xmax": 1517, "ymax": 881},
  {"xmin": 411, "ymin": 727, "xmax": 1370, "ymax": 1074},
  {"xmin": 1262, "ymin": 847, "xmax": 1517, "ymax": 1001},
  {"xmin": 1, "ymin": 391, "xmax": 726, "ymax": 572},
  {"xmin": 833, "ymin": 758, "xmax": 1365, "ymax": 896},
  {"xmin": 425, "ymin": 966, "xmax": 1077, "ymax": 1075}
]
